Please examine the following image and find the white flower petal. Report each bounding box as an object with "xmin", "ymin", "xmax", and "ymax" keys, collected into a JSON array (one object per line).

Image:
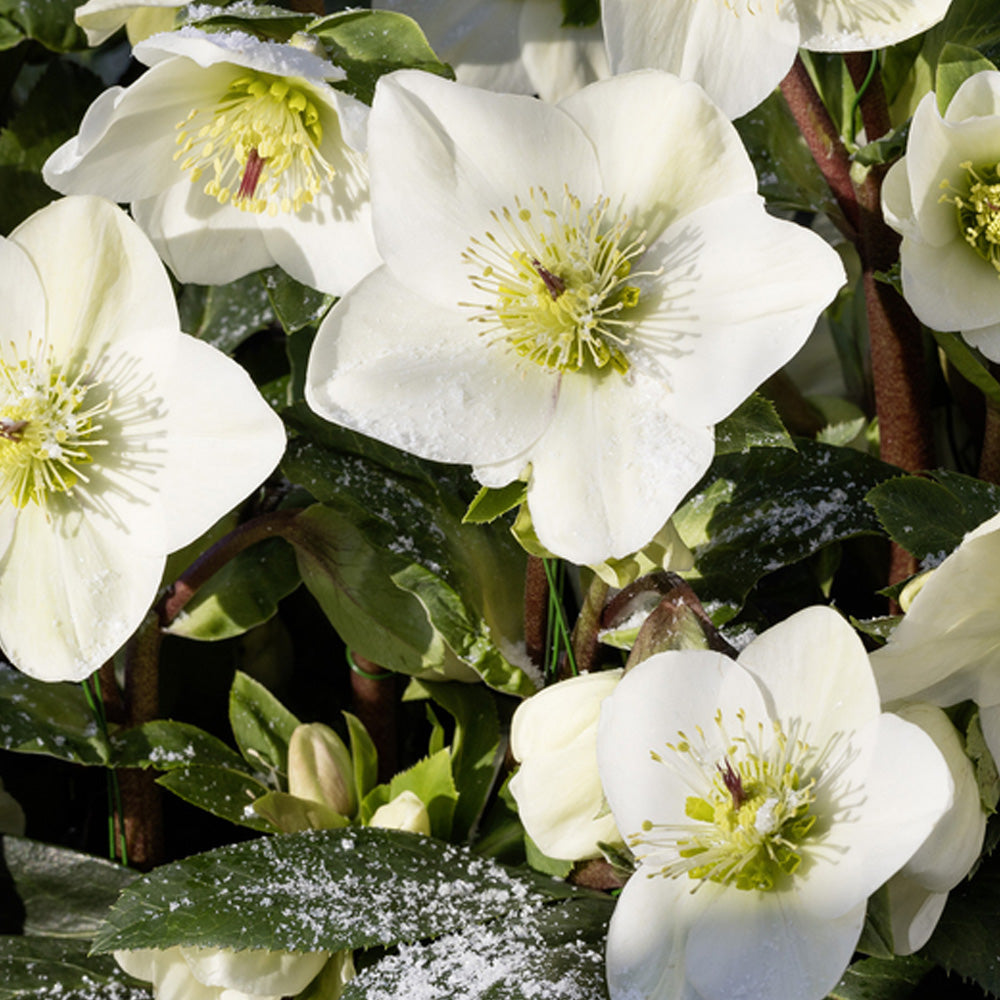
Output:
[
  {"xmin": 962, "ymin": 320, "xmax": 1000, "ymax": 363},
  {"xmin": 524, "ymin": 369, "xmax": 714, "ymax": 564},
  {"xmin": 306, "ymin": 266, "xmax": 557, "ymax": 467},
  {"xmin": 0, "ymin": 233, "xmax": 47, "ymax": 350},
  {"xmin": 797, "ymin": 0, "xmax": 952, "ymax": 51},
  {"xmin": 74, "ymin": 0, "xmax": 177, "ymax": 47},
  {"xmin": 886, "ymin": 875, "xmax": 949, "ymax": 956},
  {"xmin": 558, "ymin": 71, "xmax": 758, "ymax": 240},
  {"xmin": 368, "ymin": 69, "xmax": 602, "ymax": 304},
  {"xmin": 686, "ymin": 889, "xmax": 865, "ymax": 1000},
  {"xmin": 519, "ymin": 0, "xmax": 608, "ymax": 103},
  {"xmin": 946, "ymin": 68, "xmax": 1000, "ymax": 121},
  {"xmin": 180, "ymin": 947, "xmax": 328, "ymax": 995},
  {"xmin": 881, "ymin": 158, "xmax": 920, "ymax": 241},
  {"xmin": 601, "ymin": 0, "xmax": 800, "ymax": 120}
]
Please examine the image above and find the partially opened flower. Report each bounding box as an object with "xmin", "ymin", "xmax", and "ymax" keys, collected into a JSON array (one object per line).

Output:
[
  {"xmin": 597, "ymin": 606, "xmax": 952, "ymax": 1000},
  {"xmin": 44, "ymin": 27, "xmax": 379, "ymax": 295},
  {"xmin": 882, "ymin": 70, "xmax": 1000, "ymax": 361},
  {"xmin": 509, "ymin": 668, "xmax": 623, "ymax": 861},
  {"xmin": 872, "ymin": 510, "xmax": 1000, "ymax": 763},
  {"xmin": 74, "ymin": 0, "xmax": 178, "ymax": 46},
  {"xmin": 884, "ymin": 703, "xmax": 986, "ymax": 956},
  {"xmin": 0, "ymin": 195, "xmax": 285, "ymax": 682},
  {"xmin": 374, "ymin": 0, "xmax": 609, "ymax": 103},
  {"xmin": 602, "ymin": 0, "xmax": 954, "ymax": 119},
  {"xmin": 305, "ymin": 70, "xmax": 844, "ymax": 566}
]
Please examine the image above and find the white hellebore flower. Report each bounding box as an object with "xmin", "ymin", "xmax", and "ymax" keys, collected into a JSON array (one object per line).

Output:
[
  {"xmin": 74, "ymin": 0, "xmax": 178, "ymax": 46},
  {"xmin": 374, "ymin": 0, "xmax": 609, "ymax": 103},
  {"xmin": 602, "ymin": 0, "xmax": 954, "ymax": 119},
  {"xmin": 115, "ymin": 945, "xmax": 339, "ymax": 1000},
  {"xmin": 0, "ymin": 195, "xmax": 284, "ymax": 682},
  {"xmin": 872, "ymin": 510, "xmax": 1000, "ymax": 763},
  {"xmin": 305, "ymin": 70, "xmax": 844, "ymax": 566},
  {"xmin": 884, "ymin": 703, "xmax": 986, "ymax": 956},
  {"xmin": 597, "ymin": 606, "xmax": 952, "ymax": 1000},
  {"xmin": 882, "ymin": 70, "xmax": 1000, "ymax": 361},
  {"xmin": 509, "ymin": 668, "xmax": 623, "ymax": 861},
  {"xmin": 44, "ymin": 27, "xmax": 380, "ymax": 295}
]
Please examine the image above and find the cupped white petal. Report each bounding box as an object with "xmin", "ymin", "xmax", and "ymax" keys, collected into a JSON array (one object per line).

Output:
[
  {"xmin": 306, "ymin": 266, "xmax": 557, "ymax": 467},
  {"xmin": 557, "ymin": 71, "xmax": 757, "ymax": 241},
  {"xmin": 686, "ymin": 887, "xmax": 865, "ymax": 1000},
  {"xmin": 158, "ymin": 335, "xmax": 285, "ymax": 552},
  {"xmin": 116, "ymin": 948, "xmax": 220, "ymax": 1000},
  {"xmin": 887, "ymin": 875, "xmax": 950, "ymax": 956},
  {"xmin": 736, "ymin": 606, "xmax": 879, "ymax": 755},
  {"xmin": 797, "ymin": 0, "xmax": 952, "ymax": 51},
  {"xmin": 43, "ymin": 60, "xmax": 240, "ymax": 202},
  {"xmin": 75, "ymin": 0, "xmax": 177, "ymax": 47},
  {"xmin": 523, "ymin": 368, "xmax": 714, "ymax": 565},
  {"xmin": 519, "ymin": 0, "xmax": 608, "ymax": 104},
  {"xmin": 605, "ymin": 870, "xmax": 713, "ymax": 1000},
  {"xmin": 796, "ymin": 713, "xmax": 953, "ymax": 920},
  {"xmin": 946, "ymin": 69, "xmax": 1000, "ymax": 121},
  {"xmin": 368, "ymin": 69, "xmax": 601, "ymax": 305},
  {"xmin": 635, "ymin": 196, "xmax": 844, "ymax": 426},
  {"xmin": 601, "ymin": 0, "xmax": 800, "ymax": 120},
  {"xmin": 597, "ymin": 651, "xmax": 770, "ymax": 840},
  {"xmin": 180, "ymin": 947, "xmax": 328, "ymax": 995},
  {"xmin": 881, "ymin": 158, "xmax": 920, "ymax": 241},
  {"xmin": 0, "ymin": 501, "xmax": 164, "ymax": 681},
  {"xmin": 962, "ymin": 321, "xmax": 1000, "ymax": 363}
]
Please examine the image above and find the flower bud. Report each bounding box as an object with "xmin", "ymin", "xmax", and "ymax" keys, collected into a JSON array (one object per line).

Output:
[
  {"xmin": 287, "ymin": 723, "xmax": 356, "ymax": 818},
  {"xmin": 370, "ymin": 790, "xmax": 431, "ymax": 835}
]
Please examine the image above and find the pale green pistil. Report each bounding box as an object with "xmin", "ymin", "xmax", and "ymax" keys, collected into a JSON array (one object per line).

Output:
[
  {"xmin": 0, "ymin": 344, "xmax": 109, "ymax": 508},
  {"xmin": 634, "ymin": 710, "xmax": 818, "ymax": 893},
  {"xmin": 941, "ymin": 161, "xmax": 1000, "ymax": 275},
  {"xmin": 461, "ymin": 188, "xmax": 654, "ymax": 374}
]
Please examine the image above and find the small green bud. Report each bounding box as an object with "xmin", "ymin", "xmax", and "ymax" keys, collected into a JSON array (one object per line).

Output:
[{"xmin": 287, "ymin": 722, "xmax": 356, "ymax": 817}]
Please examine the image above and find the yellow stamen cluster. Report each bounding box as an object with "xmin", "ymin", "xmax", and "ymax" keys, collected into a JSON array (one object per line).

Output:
[
  {"xmin": 941, "ymin": 161, "xmax": 1000, "ymax": 275},
  {"xmin": 175, "ymin": 70, "xmax": 335, "ymax": 216},
  {"xmin": 462, "ymin": 187, "xmax": 656, "ymax": 375},
  {"xmin": 0, "ymin": 339, "xmax": 109, "ymax": 509},
  {"xmin": 633, "ymin": 709, "xmax": 819, "ymax": 893}
]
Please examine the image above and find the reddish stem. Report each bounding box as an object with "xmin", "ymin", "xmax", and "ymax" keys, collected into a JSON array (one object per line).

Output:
[
  {"xmin": 523, "ymin": 556, "xmax": 549, "ymax": 670},
  {"xmin": 349, "ymin": 653, "xmax": 398, "ymax": 784}
]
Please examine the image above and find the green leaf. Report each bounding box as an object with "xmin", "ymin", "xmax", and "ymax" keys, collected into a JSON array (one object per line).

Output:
[
  {"xmin": 229, "ymin": 670, "xmax": 301, "ymax": 775},
  {"xmin": 181, "ymin": 3, "xmax": 310, "ymax": 42},
  {"xmin": 0, "ymin": 936, "xmax": 150, "ymax": 1000},
  {"xmin": 462, "ymin": 481, "xmax": 527, "ymax": 525},
  {"xmin": 852, "ymin": 121, "xmax": 911, "ymax": 168},
  {"xmin": 308, "ymin": 10, "xmax": 453, "ymax": 105},
  {"xmin": 933, "ymin": 328, "xmax": 1000, "ymax": 410},
  {"xmin": 260, "ymin": 267, "xmax": 335, "ymax": 334},
  {"xmin": 403, "ymin": 679, "xmax": 502, "ymax": 839},
  {"xmin": 0, "ymin": 665, "xmax": 109, "ymax": 765},
  {"xmin": 344, "ymin": 711, "xmax": 378, "ymax": 803},
  {"xmin": 166, "ymin": 538, "xmax": 301, "ymax": 641},
  {"xmin": 0, "ymin": 60, "xmax": 103, "ymax": 233},
  {"xmin": 866, "ymin": 472, "xmax": 1000, "ymax": 561},
  {"xmin": 830, "ymin": 955, "xmax": 934, "ymax": 1000},
  {"xmin": 935, "ymin": 42, "xmax": 998, "ymax": 114},
  {"xmin": 250, "ymin": 791, "xmax": 350, "ymax": 834},
  {"xmin": 109, "ymin": 721, "xmax": 251, "ymax": 773},
  {"xmin": 360, "ymin": 748, "xmax": 458, "ymax": 839},
  {"xmin": 3, "ymin": 838, "xmax": 136, "ymax": 940},
  {"xmin": 0, "ymin": 0, "xmax": 84, "ymax": 52},
  {"xmin": 92, "ymin": 827, "xmax": 587, "ymax": 954},
  {"xmin": 524, "ymin": 835, "xmax": 575, "ymax": 880},
  {"xmin": 177, "ymin": 272, "xmax": 276, "ymax": 354},
  {"xmin": 714, "ymin": 393, "xmax": 795, "ymax": 455},
  {"xmin": 559, "ymin": 0, "xmax": 600, "ymax": 27},
  {"xmin": 155, "ymin": 764, "xmax": 273, "ymax": 831},
  {"xmin": 673, "ymin": 442, "xmax": 897, "ymax": 623},
  {"xmin": 967, "ymin": 711, "xmax": 1000, "ymax": 813}
]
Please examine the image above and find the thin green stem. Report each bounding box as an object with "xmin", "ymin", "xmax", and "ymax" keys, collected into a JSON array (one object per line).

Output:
[{"xmin": 542, "ymin": 558, "xmax": 577, "ymax": 678}]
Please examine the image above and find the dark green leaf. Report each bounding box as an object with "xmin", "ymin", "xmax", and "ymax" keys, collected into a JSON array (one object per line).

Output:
[
  {"xmin": 229, "ymin": 670, "xmax": 301, "ymax": 775},
  {"xmin": 166, "ymin": 538, "xmax": 301, "ymax": 642},
  {"xmin": 177, "ymin": 272, "xmax": 276, "ymax": 354},
  {"xmin": 714, "ymin": 393, "xmax": 795, "ymax": 455},
  {"xmin": 261, "ymin": 267, "xmax": 334, "ymax": 334},
  {"xmin": 0, "ymin": 936, "xmax": 150, "ymax": 1000},
  {"xmin": 110, "ymin": 721, "xmax": 251, "ymax": 774},
  {"xmin": 0, "ymin": 0, "xmax": 84, "ymax": 52},
  {"xmin": 967, "ymin": 712, "xmax": 1000, "ymax": 814},
  {"xmin": 462, "ymin": 481, "xmax": 527, "ymax": 525},
  {"xmin": 92, "ymin": 827, "xmax": 586, "ymax": 954},
  {"xmin": 344, "ymin": 711, "xmax": 378, "ymax": 803},
  {"xmin": 0, "ymin": 665, "xmax": 109, "ymax": 765},
  {"xmin": 155, "ymin": 764, "xmax": 273, "ymax": 831},
  {"xmin": 3, "ymin": 838, "xmax": 136, "ymax": 940},
  {"xmin": 308, "ymin": 10, "xmax": 453, "ymax": 105},
  {"xmin": 852, "ymin": 121, "xmax": 910, "ymax": 168},
  {"xmin": 932, "ymin": 329, "xmax": 1000, "ymax": 411},
  {"xmin": 181, "ymin": 3, "xmax": 310, "ymax": 42},
  {"xmin": 559, "ymin": 0, "xmax": 600, "ymax": 27},
  {"xmin": 830, "ymin": 955, "xmax": 934, "ymax": 1000}
]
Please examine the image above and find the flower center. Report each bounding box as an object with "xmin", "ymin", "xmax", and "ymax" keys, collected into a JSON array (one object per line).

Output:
[
  {"xmin": 461, "ymin": 187, "xmax": 657, "ymax": 374},
  {"xmin": 175, "ymin": 70, "xmax": 334, "ymax": 216},
  {"xmin": 0, "ymin": 340, "xmax": 109, "ymax": 508},
  {"xmin": 633, "ymin": 709, "xmax": 818, "ymax": 892},
  {"xmin": 940, "ymin": 161, "xmax": 1000, "ymax": 274}
]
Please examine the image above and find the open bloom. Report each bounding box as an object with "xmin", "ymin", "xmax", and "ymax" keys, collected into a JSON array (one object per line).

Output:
[
  {"xmin": 74, "ymin": 0, "xmax": 177, "ymax": 46},
  {"xmin": 305, "ymin": 70, "xmax": 844, "ymax": 566},
  {"xmin": 374, "ymin": 0, "xmax": 608, "ymax": 103},
  {"xmin": 884, "ymin": 703, "xmax": 986, "ymax": 955},
  {"xmin": 509, "ymin": 668, "xmax": 624, "ymax": 860},
  {"xmin": 0, "ymin": 195, "xmax": 284, "ymax": 682},
  {"xmin": 597, "ymin": 606, "xmax": 952, "ymax": 1000},
  {"xmin": 882, "ymin": 71, "xmax": 1000, "ymax": 360},
  {"xmin": 602, "ymin": 0, "xmax": 954, "ymax": 119},
  {"xmin": 44, "ymin": 27, "xmax": 379, "ymax": 295},
  {"xmin": 872, "ymin": 510, "xmax": 1000, "ymax": 763}
]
